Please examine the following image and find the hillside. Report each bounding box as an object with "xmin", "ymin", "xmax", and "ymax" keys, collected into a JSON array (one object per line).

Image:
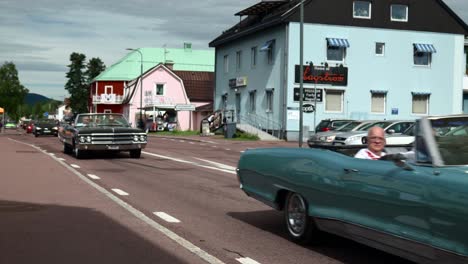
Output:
[{"xmin": 25, "ymin": 93, "xmax": 61, "ymax": 105}]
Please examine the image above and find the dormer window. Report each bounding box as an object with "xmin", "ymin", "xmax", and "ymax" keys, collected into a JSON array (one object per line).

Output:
[
  {"xmin": 353, "ymin": 1, "xmax": 371, "ymax": 19},
  {"xmin": 391, "ymin": 4, "xmax": 408, "ymax": 22}
]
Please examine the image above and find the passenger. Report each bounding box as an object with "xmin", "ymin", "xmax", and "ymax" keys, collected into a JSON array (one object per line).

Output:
[{"xmin": 354, "ymin": 126, "xmax": 386, "ymax": 160}]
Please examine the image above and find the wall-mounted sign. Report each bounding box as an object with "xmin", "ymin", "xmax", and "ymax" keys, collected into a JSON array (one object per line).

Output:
[
  {"xmin": 175, "ymin": 104, "xmax": 196, "ymax": 111},
  {"xmin": 392, "ymin": 108, "xmax": 399, "ymax": 115},
  {"xmin": 302, "ymin": 104, "xmax": 315, "ymax": 113},
  {"xmin": 294, "ymin": 88, "xmax": 323, "ymax": 102},
  {"xmin": 294, "ymin": 65, "xmax": 348, "ymax": 86},
  {"xmin": 229, "ymin": 76, "xmax": 248, "ymax": 88}
]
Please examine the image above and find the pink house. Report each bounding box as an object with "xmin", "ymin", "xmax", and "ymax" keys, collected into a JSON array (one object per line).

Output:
[{"xmin": 123, "ymin": 63, "xmax": 213, "ymax": 131}]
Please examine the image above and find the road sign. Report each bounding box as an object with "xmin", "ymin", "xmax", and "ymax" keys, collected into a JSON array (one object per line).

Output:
[
  {"xmin": 175, "ymin": 104, "xmax": 196, "ymax": 111},
  {"xmin": 44, "ymin": 112, "xmax": 49, "ymax": 117}
]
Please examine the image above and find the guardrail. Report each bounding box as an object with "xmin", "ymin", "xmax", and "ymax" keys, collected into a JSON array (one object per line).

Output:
[{"xmin": 238, "ymin": 113, "xmax": 284, "ymax": 139}]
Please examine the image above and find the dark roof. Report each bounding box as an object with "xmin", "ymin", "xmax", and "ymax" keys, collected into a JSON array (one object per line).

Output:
[
  {"xmin": 210, "ymin": 0, "xmax": 468, "ymax": 47},
  {"xmin": 173, "ymin": 70, "xmax": 214, "ymax": 102},
  {"xmin": 235, "ymin": 1, "xmax": 287, "ymax": 16}
]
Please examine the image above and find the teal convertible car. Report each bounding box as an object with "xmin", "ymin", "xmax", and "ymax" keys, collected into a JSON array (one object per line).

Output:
[{"xmin": 237, "ymin": 115, "xmax": 468, "ymax": 264}]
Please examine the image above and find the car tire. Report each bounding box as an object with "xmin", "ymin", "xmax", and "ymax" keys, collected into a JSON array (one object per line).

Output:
[
  {"xmin": 284, "ymin": 192, "xmax": 319, "ymax": 244},
  {"xmin": 34, "ymin": 133, "xmax": 38, "ymax": 137},
  {"xmin": 63, "ymin": 143, "xmax": 72, "ymax": 154},
  {"xmin": 73, "ymin": 141, "xmax": 83, "ymax": 159},
  {"xmin": 129, "ymin": 149, "xmax": 141, "ymax": 158}
]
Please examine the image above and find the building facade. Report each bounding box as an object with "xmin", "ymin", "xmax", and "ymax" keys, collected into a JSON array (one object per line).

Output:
[{"xmin": 210, "ymin": 0, "xmax": 468, "ymax": 141}]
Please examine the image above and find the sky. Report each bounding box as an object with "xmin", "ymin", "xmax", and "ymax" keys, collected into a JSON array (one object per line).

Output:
[{"xmin": 0, "ymin": 0, "xmax": 467, "ymax": 101}]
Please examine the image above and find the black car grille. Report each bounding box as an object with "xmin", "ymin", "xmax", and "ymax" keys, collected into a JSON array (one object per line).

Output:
[
  {"xmin": 335, "ymin": 137, "xmax": 347, "ymax": 141},
  {"xmin": 82, "ymin": 133, "xmax": 143, "ymax": 144}
]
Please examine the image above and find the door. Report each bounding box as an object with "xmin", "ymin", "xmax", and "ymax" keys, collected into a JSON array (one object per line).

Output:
[
  {"xmin": 463, "ymin": 93, "xmax": 468, "ymax": 114},
  {"xmin": 235, "ymin": 93, "xmax": 241, "ymax": 122}
]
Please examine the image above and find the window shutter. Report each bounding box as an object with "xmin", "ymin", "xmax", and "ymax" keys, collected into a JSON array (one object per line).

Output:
[
  {"xmin": 326, "ymin": 90, "xmax": 342, "ymax": 112},
  {"xmin": 412, "ymin": 95, "xmax": 428, "ymax": 114},
  {"xmin": 371, "ymin": 93, "xmax": 385, "ymax": 113}
]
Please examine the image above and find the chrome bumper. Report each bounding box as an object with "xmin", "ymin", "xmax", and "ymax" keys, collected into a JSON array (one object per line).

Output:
[{"xmin": 75, "ymin": 143, "xmax": 146, "ymax": 151}]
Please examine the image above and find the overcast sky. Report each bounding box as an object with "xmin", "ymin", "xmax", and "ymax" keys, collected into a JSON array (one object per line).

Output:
[{"xmin": 0, "ymin": 0, "xmax": 467, "ymax": 101}]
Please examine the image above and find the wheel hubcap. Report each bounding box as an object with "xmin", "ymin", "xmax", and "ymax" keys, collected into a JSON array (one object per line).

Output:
[{"xmin": 287, "ymin": 194, "xmax": 306, "ymax": 236}]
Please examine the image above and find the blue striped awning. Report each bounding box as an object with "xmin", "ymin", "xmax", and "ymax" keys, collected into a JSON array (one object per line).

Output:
[
  {"xmin": 370, "ymin": 90, "xmax": 388, "ymax": 94},
  {"xmin": 260, "ymin": 39, "xmax": 275, "ymax": 52},
  {"xmin": 413, "ymin": 43, "xmax": 437, "ymax": 53},
  {"xmin": 327, "ymin": 38, "xmax": 350, "ymax": 48},
  {"xmin": 411, "ymin": 91, "xmax": 431, "ymax": 95}
]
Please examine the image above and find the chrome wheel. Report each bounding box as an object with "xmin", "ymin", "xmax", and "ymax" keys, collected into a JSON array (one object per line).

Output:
[{"xmin": 286, "ymin": 193, "xmax": 308, "ymax": 237}]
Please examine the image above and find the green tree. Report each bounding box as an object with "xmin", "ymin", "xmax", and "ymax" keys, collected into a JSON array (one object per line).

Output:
[
  {"xmin": 65, "ymin": 53, "xmax": 87, "ymax": 113},
  {"xmin": 33, "ymin": 102, "xmax": 43, "ymax": 119},
  {"xmin": 85, "ymin": 57, "xmax": 106, "ymax": 83},
  {"xmin": 0, "ymin": 62, "xmax": 29, "ymax": 121}
]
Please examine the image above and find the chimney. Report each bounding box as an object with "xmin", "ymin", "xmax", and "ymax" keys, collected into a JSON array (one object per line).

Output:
[
  {"xmin": 165, "ymin": 60, "xmax": 174, "ymax": 70},
  {"xmin": 184, "ymin": 42, "xmax": 192, "ymax": 51}
]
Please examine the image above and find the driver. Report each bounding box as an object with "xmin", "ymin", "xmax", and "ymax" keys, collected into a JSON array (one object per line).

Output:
[{"xmin": 354, "ymin": 126, "xmax": 386, "ymax": 160}]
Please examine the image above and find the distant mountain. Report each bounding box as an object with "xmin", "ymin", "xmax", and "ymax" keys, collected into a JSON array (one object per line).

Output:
[{"xmin": 24, "ymin": 93, "xmax": 61, "ymax": 105}]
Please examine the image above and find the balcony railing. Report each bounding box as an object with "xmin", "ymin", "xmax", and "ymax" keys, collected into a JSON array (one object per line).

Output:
[{"xmin": 92, "ymin": 94, "xmax": 124, "ymax": 104}]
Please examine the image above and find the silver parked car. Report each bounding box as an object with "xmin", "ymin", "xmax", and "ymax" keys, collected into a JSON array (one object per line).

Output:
[{"xmin": 308, "ymin": 120, "xmax": 379, "ymax": 147}]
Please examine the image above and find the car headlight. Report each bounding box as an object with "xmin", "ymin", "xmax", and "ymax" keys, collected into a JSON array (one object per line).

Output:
[
  {"xmin": 325, "ymin": 136, "xmax": 335, "ymax": 142},
  {"xmin": 86, "ymin": 136, "xmax": 92, "ymax": 143},
  {"xmin": 139, "ymin": 135, "xmax": 146, "ymax": 141},
  {"xmin": 79, "ymin": 136, "xmax": 86, "ymax": 143},
  {"xmin": 53, "ymin": 127, "xmax": 58, "ymax": 130},
  {"xmin": 36, "ymin": 127, "xmax": 42, "ymax": 130},
  {"xmin": 319, "ymin": 136, "xmax": 326, "ymax": 141},
  {"xmin": 134, "ymin": 135, "xmax": 139, "ymax": 141}
]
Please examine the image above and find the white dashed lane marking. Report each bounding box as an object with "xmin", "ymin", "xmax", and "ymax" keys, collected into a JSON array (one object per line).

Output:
[
  {"xmin": 154, "ymin": 212, "xmax": 181, "ymax": 223},
  {"xmin": 87, "ymin": 174, "xmax": 100, "ymax": 180},
  {"xmin": 70, "ymin": 164, "xmax": 80, "ymax": 168},
  {"xmin": 189, "ymin": 142, "xmax": 195, "ymax": 144},
  {"xmin": 179, "ymin": 140, "xmax": 185, "ymax": 143},
  {"xmin": 236, "ymin": 257, "xmax": 261, "ymax": 264},
  {"xmin": 112, "ymin": 189, "xmax": 129, "ymax": 196},
  {"xmin": 225, "ymin": 149, "xmax": 231, "ymax": 151}
]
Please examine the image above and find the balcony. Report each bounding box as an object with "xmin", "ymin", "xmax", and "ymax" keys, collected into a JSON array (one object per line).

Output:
[{"xmin": 92, "ymin": 94, "xmax": 124, "ymax": 104}]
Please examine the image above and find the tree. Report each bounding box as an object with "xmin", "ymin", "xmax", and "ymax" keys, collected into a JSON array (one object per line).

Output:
[
  {"xmin": 64, "ymin": 53, "xmax": 87, "ymax": 113},
  {"xmin": 85, "ymin": 57, "xmax": 106, "ymax": 83},
  {"xmin": 0, "ymin": 62, "xmax": 29, "ymax": 121}
]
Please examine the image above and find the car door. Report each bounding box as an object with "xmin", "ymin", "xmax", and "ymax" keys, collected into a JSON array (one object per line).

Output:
[
  {"xmin": 339, "ymin": 158, "xmax": 433, "ymax": 255},
  {"xmin": 386, "ymin": 122, "xmax": 414, "ymax": 134}
]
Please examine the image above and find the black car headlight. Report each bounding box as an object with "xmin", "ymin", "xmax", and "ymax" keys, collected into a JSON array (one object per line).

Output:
[
  {"xmin": 139, "ymin": 135, "xmax": 146, "ymax": 141},
  {"xmin": 52, "ymin": 127, "xmax": 58, "ymax": 130},
  {"xmin": 36, "ymin": 127, "xmax": 42, "ymax": 130},
  {"xmin": 79, "ymin": 136, "xmax": 86, "ymax": 143},
  {"xmin": 86, "ymin": 136, "xmax": 92, "ymax": 143}
]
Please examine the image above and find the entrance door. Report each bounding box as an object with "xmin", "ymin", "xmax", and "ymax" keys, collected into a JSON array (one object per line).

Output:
[
  {"xmin": 235, "ymin": 93, "xmax": 241, "ymax": 122},
  {"xmin": 463, "ymin": 93, "xmax": 468, "ymax": 114}
]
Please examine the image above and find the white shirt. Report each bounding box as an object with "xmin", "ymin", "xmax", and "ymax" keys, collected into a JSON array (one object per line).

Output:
[{"xmin": 354, "ymin": 149, "xmax": 386, "ymax": 160}]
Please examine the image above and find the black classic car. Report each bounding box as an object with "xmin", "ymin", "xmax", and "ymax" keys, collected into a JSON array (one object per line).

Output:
[
  {"xmin": 33, "ymin": 119, "xmax": 58, "ymax": 137},
  {"xmin": 59, "ymin": 113, "xmax": 147, "ymax": 159}
]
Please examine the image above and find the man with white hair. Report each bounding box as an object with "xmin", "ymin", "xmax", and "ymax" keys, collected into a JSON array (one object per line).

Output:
[{"xmin": 354, "ymin": 126, "xmax": 386, "ymax": 160}]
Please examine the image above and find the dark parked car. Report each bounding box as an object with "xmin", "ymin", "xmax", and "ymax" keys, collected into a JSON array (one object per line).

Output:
[
  {"xmin": 33, "ymin": 120, "xmax": 58, "ymax": 137},
  {"xmin": 315, "ymin": 119, "xmax": 353, "ymax": 132},
  {"xmin": 237, "ymin": 114, "xmax": 468, "ymax": 264},
  {"xmin": 58, "ymin": 113, "xmax": 147, "ymax": 159}
]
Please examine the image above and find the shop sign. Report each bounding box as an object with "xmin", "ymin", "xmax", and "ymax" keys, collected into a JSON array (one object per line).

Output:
[
  {"xmin": 294, "ymin": 65, "xmax": 348, "ymax": 86},
  {"xmin": 294, "ymin": 88, "xmax": 323, "ymax": 102},
  {"xmin": 229, "ymin": 76, "xmax": 248, "ymax": 88},
  {"xmin": 175, "ymin": 104, "xmax": 196, "ymax": 111},
  {"xmin": 302, "ymin": 104, "xmax": 315, "ymax": 113}
]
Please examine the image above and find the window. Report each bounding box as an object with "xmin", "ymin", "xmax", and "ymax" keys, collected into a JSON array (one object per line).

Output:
[
  {"xmin": 325, "ymin": 90, "xmax": 343, "ymax": 112},
  {"xmin": 391, "ymin": 4, "xmax": 408, "ymax": 22},
  {"xmin": 105, "ymin": 85, "xmax": 113, "ymax": 94},
  {"xmin": 223, "ymin": 55, "xmax": 229, "ymax": 73},
  {"xmin": 266, "ymin": 89, "xmax": 274, "ymax": 112},
  {"xmin": 326, "ymin": 38, "xmax": 349, "ymax": 62},
  {"xmin": 371, "ymin": 92, "xmax": 386, "ymax": 113},
  {"xmin": 236, "ymin": 50, "xmax": 242, "ymax": 71},
  {"xmin": 412, "ymin": 94, "xmax": 429, "ymax": 114},
  {"xmin": 221, "ymin": 94, "xmax": 228, "ymax": 110},
  {"xmin": 251, "ymin": 47, "xmax": 257, "ymax": 68},
  {"xmin": 104, "ymin": 109, "xmax": 112, "ymax": 113},
  {"xmin": 375, "ymin": 42, "xmax": 385, "ymax": 56},
  {"xmin": 156, "ymin": 84, "xmax": 164, "ymax": 95},
  {"xmin": 267, "ymin": 43, "xmax": 274, "ymax": 64},
  {"xmin": 249, "ymin": 91, "xmax": 256, "ymax": 113},
  {"xmin": 413, "ymin": 44, "xmax": 436, "ymax": 66},
  {"xmin": 353, "ymin": 1, "xmax": 371, "ymax": 19}
]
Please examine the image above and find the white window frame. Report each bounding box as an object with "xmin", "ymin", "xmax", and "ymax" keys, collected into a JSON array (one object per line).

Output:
[
  {"xmin": 324, "ymin": 89, "xmax": 344, "ymax": 113},
  {"xmin": 375, "ymin": 42, "xmax": 385, "ymax": 56},
  {"xmin": 155, "ymin": 83, "xmax": 165, "ymax": 96},
  {"xmin": 251, "ymin": 47, "xmax": 257, "ymax": 68},
  {"xmin": 353, "ymin": 1, "xmax": 371, "ymax": 19},
  {"xmin": 249, "ymin": 91, "xmax": 256, "ymax": 113},
  {"xmin": 370, "ymin": 92, "xmax": 386, "ymax": 114},
  {"xmin": 267, "ymin": 43, "xmax": 274, "ymax": 65},
  {"xmin": 391, "ymin": 4, "xmax": 408, "ymax": 22},
  {"xmin": 104, "ymin": 109, "xmax": 112, "ymax": 113},
  {"xmin": 236, "ymin": 50, "xmax": 242, "ymax": 71},
  {"xmin": 412, "ymin": 94, "xmax": 430, "ymax": 115},
  {"xmin": 223, "ymin": 55, "xmax": 229, "ymax": 73},
  {"xmin": 266, "ymin": 90, "xmax": 274, "ymax": 113},
  {"xmin": 413, "ymin": 49, "xmax": 432, "ymax": 67},
  {"xmin": 105, "ymin": 85, "xmax": 113, "ymax": 95}
]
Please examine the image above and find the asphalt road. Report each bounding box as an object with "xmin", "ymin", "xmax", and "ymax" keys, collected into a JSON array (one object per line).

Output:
[{"xmin": 0, "ymin": 128, "xmax": 414, "ymax": 264}]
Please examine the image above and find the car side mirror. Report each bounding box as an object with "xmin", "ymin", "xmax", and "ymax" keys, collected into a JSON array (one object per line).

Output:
[{"xmin": 387, "ymin": 129, "xmax": 395, "ymax": 134}]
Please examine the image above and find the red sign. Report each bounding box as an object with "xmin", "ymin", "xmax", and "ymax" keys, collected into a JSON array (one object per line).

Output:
[{"xmin": 295, "ymin": 65, "xmax": 348, "ymax": 86}]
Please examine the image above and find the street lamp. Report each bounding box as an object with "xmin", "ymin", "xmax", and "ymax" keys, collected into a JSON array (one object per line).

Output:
[
  {"xmin": 299, "ymin": 0, "xmax": 304, "ymax": 147},
  {"xmin": 126, "ymin": 48, "xmax": 144, "ymax": 129}
]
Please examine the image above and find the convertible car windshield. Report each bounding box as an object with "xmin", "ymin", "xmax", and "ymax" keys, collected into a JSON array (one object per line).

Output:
[
  {"xmin": 431, "ymin": 116, "xmax": 468, "ymax": 165},
  {"xmin": 75, "ymin": 114, "xmax": 130, "ymax": 128}
]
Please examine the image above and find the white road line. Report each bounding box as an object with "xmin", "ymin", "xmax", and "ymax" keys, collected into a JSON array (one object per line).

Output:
[
  {"xmin": 112, "ymin": 189, "xmax": 129, "ymax": 196},
  {"xmin": 49, "ymin": 153, "xmax": 55, "ymax": 156},
  {"xmin": 70, "ymin": 164, "xmax": 80, "ymax": 168},
  {"xmin": 194, "ymin": 158, "xmax": 236, "ymax": 171},
  {"xmin": 225, "ymin": 149, "xmax": 231, "ymax": 151},
  {"xmin": 87, "ymin": 174, "xmax": 100, "ymax": 180},
  {"xmin": 179, "ymin": 140, "xmax": 185, "ymax": 143},
  {"xmin": 211, "ymin": 146, "xmax": 218, "ymax": 148},
  {"xmin": 142, "ymin": 151, "xmax": 236, "ymax": 175},
  {"xmin": 240, "ymin": 151, "xmax": 245, "ymax": 153},
  {"xmin": 9, "ymin": 138, "xmax": 225, "ymax": 264},
  {"xmin": 153, "ymin": 212, "xmax": 181, "ymax": 223},
  {"xmin": 236, "ymin": 257, "xmax": 261, "ymax": 264},
  {"xmin": 189, "ymin": 142, "xmax": 195, "ymax": 144},
  {"xmin": 57, "ymin": 158, "xmax": 66, "ymax": 161}
]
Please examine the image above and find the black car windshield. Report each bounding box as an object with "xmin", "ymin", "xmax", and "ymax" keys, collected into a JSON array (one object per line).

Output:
[
  {"xmin": 37, "ymin": 120, "xmax": 56, "ymax": 126},
  {"xmin": 431, "ymin": 117, "xmax": 468, "ymax": 165},
  {"xmin": 76, "ymin": 114, "xmax": 130, "ymax": 127}
]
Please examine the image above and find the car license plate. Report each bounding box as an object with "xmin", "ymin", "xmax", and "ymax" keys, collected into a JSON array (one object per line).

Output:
[{"xmin": 108, "ymin": 146, "xmax": 119, "ymax": 150}]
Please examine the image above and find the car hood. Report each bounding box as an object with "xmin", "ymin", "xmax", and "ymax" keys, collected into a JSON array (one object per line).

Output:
[{"xmin": 76, "ymin": 127, "xmax": 145, "ymax": 134}]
